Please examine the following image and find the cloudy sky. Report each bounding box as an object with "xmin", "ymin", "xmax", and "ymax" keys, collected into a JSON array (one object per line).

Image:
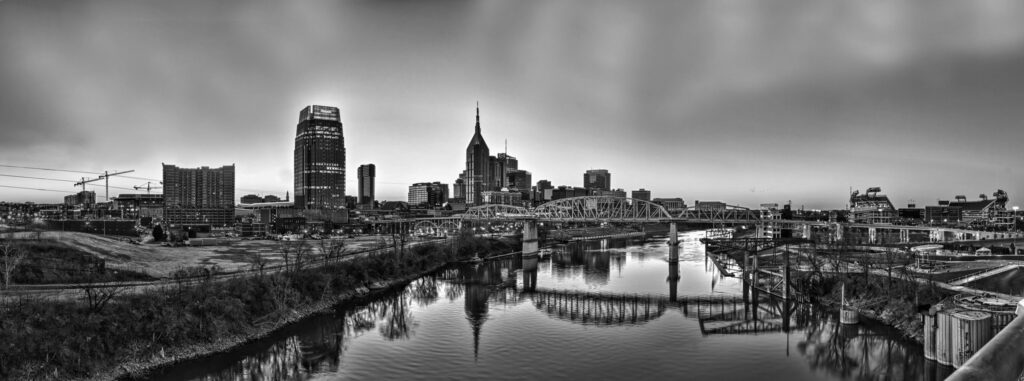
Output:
[{"xmin": 1, "ymin": 0, "xmax": 1023, "ymax": 209}]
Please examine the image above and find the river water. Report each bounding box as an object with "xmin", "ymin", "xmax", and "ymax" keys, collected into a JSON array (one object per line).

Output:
[{"xmin": 147, "ymin": 230, "xmax": 953, "ymax": 380}]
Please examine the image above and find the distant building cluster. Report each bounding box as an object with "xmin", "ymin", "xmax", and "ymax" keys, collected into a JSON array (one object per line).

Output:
[
  {"xmin": 23, "ymin": 102, "xmax": 1019, "ymax": 240},
  {"xmin": 851, "ymin": 187, "xmax": 1013, "ymax": 229}
]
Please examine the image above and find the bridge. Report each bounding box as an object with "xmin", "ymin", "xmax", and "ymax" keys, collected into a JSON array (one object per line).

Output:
[{"xmin": 368, "ymin": 196, "xmax": 1017, "ymax": 258}]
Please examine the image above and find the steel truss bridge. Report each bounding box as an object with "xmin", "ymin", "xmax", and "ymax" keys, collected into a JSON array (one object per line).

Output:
[
  {"xmin": 460, "ymin": 196, "xmax": 762, "ymax": 224},
  {"xmin": 370, "ymin": 196, "xmax": 1009, "ymax": 245}
]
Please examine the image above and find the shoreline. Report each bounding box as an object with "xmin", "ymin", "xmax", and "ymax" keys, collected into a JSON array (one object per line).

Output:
[{"xmin": 107, "ymin": 265, "xmax": 444, "ymax": 381}]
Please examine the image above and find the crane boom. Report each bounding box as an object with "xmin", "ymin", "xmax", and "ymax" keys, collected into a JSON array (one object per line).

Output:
[{"xmin": 73, "ymin": 169, "xmax": 135, "ymax": 201}]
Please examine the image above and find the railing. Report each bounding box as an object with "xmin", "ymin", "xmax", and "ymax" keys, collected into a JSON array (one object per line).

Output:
[
  {"xmin": 947, "ymin": 303, "xmax": 1024, "ymax": 381},
  {"xmin": 946, "ymin": 265, "xmax": 1020, "ymax": 286}
]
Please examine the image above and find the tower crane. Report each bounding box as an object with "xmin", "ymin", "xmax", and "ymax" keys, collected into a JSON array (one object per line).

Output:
[
  {"xmin": 134, "ymin": 181, "xmax": 163, "ymax": 194},
  {"xmin": 73, "ymin": 169, "xmax": 135, "ymax": 201}
]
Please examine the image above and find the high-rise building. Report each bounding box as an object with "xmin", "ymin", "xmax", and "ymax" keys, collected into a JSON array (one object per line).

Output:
[
  {"xmin": 631, "ymin": 189, "xmax": 651, "ymax": 201},
  {"xmin": 465, "ymin": 105, "xmax": 491, "ymax": 205},
  {"xmin": 584, "ymin": 169, "xmax": 611, "ymax": 191},
  {"xmin": 294, "ymin": 105, "xmax": 345, "ymax": 210},
  {"xmin": 162, "ymin": 163, "xmax": 235, "ymax": 226},
  {"xmin": 408, "ymin": 182, "xmax": 449, "ymax": 207},
  {"xmin": 453, "ymin": 175, "xmax": 466, "ymax": 201},
  {"xmin": 536, "ymin": 180, "xmax": 554, "ymax": 202},
  {"xmin": 506, "ymin": 169, "xmax": 532, "ymax": 191},
  {"xmin": 357, "ymin": 164, "xmax": 375, "ymax": 207},
  {"xmin": 64, "ymin": 190, "xmax": 96, "ymax": 207}
]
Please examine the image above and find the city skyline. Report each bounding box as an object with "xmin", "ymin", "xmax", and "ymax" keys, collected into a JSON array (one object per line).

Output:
[{"xmin": 2, "ymin": 1, "xmax": 1024, "ymax": 209}]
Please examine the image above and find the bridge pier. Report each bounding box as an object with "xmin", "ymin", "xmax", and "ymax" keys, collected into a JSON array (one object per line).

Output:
[
  {"xmin": 900, "ymin": 229, "xmax": 909, "ymax": 244},
  {"xmin": 522, "ymin": 255, "xmax": 538, "ymax": 292},
  {"xmin": 669, "ymin": 244, "xmax": 679, "ymax": 262},
  {"xmin": 668, "ymin": 258, "xmax": 679, "ymax": 302},
  {"xmin": 868, "ymin": 227, "xmax": 877, "ymax": 244},
  {"xmin": 669, "ymin": 222, "xmax": 678, "ymax": 246},
  {"xmin": 522, "ymin": 220, "xmax": 539, "ymax": 257}
]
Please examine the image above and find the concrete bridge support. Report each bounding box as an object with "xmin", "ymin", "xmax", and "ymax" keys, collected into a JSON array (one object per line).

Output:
[
  {"xmin": 522, "ymin": 255, "xmax": 538, "ymax": 292},
  {"xmin": 930, "ymin": 229, "xmax": 941, "ymax": 242},
  {"xmin": 801, "ymin": 225, "xmax": 811, "ymax": 240},
  {"xmin": 868, "ymin": 227, "xmax": 877, "ymax": 244},
  {"xmin": 669, "ymin": 222, "xmax": 679, "ymax": 246},
  {"xmin": 900, "ymin": 229, "xmax": 910, "ymax": 244},
  {"xmin": 668, "ymin": 257, "xmax": 679, "ymax": 302},
  {"xmin": 522, "ymin": 220, "xmax": 539, "ymax": 257}
]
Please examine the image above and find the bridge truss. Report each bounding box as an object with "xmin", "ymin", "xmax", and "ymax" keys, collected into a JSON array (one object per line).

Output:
[{"xmin": 532, "ymin": 196, "xmax": 673, "ymax": 223}]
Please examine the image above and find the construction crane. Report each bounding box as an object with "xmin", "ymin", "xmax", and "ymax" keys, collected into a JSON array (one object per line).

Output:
[
  {"xmin": 73, "ymin": 169, "xmax": 135, "ymax": 201},
  {"xmin": 134, "ymin": 181, "xmax": 163, "ymax": 194}
]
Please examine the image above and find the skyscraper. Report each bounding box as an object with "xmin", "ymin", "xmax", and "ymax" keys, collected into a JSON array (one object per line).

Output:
[
  {"xmin": 294, "ymin": 105, "xmax": 345, "ymax": 210},
  {"xmin": 465, "ymin": 105, "xmax": 491, "ymax": 205},
  {"xmin": 162, "ymin": 163, "xmax": 235, "ymax": 226},
  {"xmin": 584, "ymin": 169, "xmax": 611, "ymax": 191},
  {"xmin": 357, "ymin": 164, "xmax": 375, "ymax": 207}
]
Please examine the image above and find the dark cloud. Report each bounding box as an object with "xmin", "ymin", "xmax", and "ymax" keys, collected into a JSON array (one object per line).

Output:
[{"xmin": 1, "ymin": 0, "xmax": 1023, "ymax": 207}]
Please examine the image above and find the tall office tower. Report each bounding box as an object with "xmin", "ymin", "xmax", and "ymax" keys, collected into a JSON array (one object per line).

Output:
[
  {"xmin": 584, "ymin": 169, "xmax": 611, "ymax": 191},
  {"xmin": 453, "ymin": 174, "xmax": 466, "ymax": 200},
  {"xmin": 494, "ymin": 152, "xmax": 518, "ymax": 189},
  {"xmin": 162, "ymin": 163, "xmax": 235, "ymax": 226},
  {"xmin": 294, "ymin": 105, "xmax": 345, "ymax": 210},
  {"xmin": 465, "ymin": 105, "xmax": 491, "ymax": 205},
  {"xmin": 536, "ymin": 179, "xmax": 554, "ymax": 202},
  {"xmin": 357, "ymin": 164, "xmax": 375, "ymax": 207}
]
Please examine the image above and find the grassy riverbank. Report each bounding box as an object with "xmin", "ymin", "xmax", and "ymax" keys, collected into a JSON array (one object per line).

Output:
[
  {"xmin": 792, "ymin": 271, "xmax": 947, "ymax": 343},
  {"xmin": 0, "ymin": 234, "xmax": 515, "ymax": 380}
]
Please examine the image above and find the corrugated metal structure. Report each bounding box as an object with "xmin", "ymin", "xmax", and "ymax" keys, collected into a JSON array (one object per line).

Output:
[{"xmin": 950, "ymin": 311, "xmax": 993, "ymax": 368}]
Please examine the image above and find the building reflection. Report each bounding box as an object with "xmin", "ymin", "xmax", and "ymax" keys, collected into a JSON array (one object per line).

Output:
[{"xmin": 551, "ymin": 241, "xmax": 612, "ymax": 286}]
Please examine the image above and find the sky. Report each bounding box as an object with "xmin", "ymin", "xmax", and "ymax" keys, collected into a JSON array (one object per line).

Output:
[{"xmin": 1, "ymin": 0, "xmax": 1023, "ymax": 209}]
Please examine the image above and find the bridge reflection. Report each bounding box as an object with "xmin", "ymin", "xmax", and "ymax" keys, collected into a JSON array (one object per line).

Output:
[{"xmin": 162, "ymin": 248, "xmax": 939, "ymax": 381}]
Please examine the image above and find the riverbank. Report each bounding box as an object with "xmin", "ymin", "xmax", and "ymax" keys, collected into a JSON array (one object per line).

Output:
[
  {"xmin": 0, "ymin": 234, "xmax": 516, "ymax": 381},
  {"xmin": 793, "ymin": 271, "xmax": 947, "ymax": 343},
  {"xmin": 110, "ymin": 265, "xmax": 440, "ymax": 381}
]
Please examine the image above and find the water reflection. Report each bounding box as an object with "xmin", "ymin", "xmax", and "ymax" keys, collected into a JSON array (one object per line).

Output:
[
  {"xmin": 151, "ymin": 235, "xmax": 939, "ymax": 381},
  {"xmin": 796, "ymin": 313, "xmax": 929, "ymax": 381}
]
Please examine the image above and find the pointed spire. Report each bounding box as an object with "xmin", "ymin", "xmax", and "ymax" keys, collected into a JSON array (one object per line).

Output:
[{"xmin": 475, "ymin": 102, "xmax": 481, "ymax": 134}]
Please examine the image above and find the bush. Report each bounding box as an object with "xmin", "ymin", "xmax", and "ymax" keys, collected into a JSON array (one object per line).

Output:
[{"xmin": 0, "ymin": 238, "xmax": 513, "ymax": 379}]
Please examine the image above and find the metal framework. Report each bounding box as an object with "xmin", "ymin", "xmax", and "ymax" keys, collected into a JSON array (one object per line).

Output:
[
  {"xmin": 411, "ymin": 220, "xmax": 461, "ymax": 237},
  {"xmin": 677, "ymin": 208, "xmax": 763, "ymax": 224},
  {"xmin": 533, "ymin": 196, "xmax": 673, "ymax": 223},
  {"xmin": 462, "ymin": 204, "xmax": 533, "ymax": 220}
]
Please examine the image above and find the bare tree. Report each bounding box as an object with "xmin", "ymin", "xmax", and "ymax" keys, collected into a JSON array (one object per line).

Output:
[
  {"xmin": 280, "ymin": 239, "xmax": 311, "ymax": 272},
  {"xmin": 318, "ymin": 238, "xmax": 348, "ymax": 267},
  {"xmin": 1, "ymin": 241, "xmax": 26, "ymax": 289},
  {"xmin": 81, "ymin": 274, "xmax": 126, "ymax": 314},
  {"xmin": 250, "ymin": 251, "xmax": 269, "ymax": 276},
  {"xmin": 390, "ymin": 227, "xmax": 411, "ymax": 272}
]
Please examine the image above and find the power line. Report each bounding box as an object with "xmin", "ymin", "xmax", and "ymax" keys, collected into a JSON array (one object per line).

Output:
[
  {"xmin": 0, "ymin": 164, "xmax": 103, "ymax": 175},
  {"xmin": 121, "ymin": 175, "xmax": 161, "ymax": 182},
  {"xmin": 0, "ymin": 174, "xmax": 77, "ymax": 183},
  {"xmin": 0, "ymin": 184, "xmax": 71, "ymax": 193}
]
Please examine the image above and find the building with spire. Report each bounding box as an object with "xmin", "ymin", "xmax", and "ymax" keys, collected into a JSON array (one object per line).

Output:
[{"xmin": 465, "ymin": 104, "xmax": 491, "ymax": 205}]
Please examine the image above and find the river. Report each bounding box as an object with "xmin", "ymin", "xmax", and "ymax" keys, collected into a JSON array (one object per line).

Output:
[{"xmin": 144, "ymin": 230, "xmax": 954, "ymax": 380}]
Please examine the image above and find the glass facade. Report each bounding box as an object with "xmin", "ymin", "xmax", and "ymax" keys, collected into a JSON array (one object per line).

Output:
[{"xmin": 294, "ymin": 105, "xmax": 346, "ymax": 210}]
